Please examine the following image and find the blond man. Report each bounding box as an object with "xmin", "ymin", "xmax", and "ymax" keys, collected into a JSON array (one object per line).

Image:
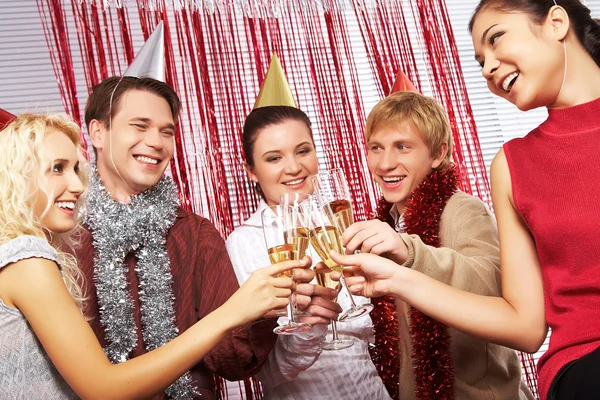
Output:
[{"xmin": 339, "ymin": 92, "xmax": 533, "ymax": 400}]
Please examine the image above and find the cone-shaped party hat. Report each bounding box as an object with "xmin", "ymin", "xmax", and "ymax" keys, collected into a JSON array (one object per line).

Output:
[
  {"xmin": 0, "ymin": 107, "xmax": 15, "ymax": 130},
  {"xmin": 389, "ymin": 68, "xmax": 418, "ymax": 95},
  {"xmin": 124, "ymin": 22, "xmax": 165, "ymax": 81},
  {"xmin": 253, "ymin": 54, "xmax": 297, "ymax": 109}
]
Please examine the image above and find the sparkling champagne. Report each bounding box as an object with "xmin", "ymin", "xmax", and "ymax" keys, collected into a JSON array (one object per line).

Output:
[
  {"xmin": 325, "ymin": 199, "xmax": 353, "ymax": 233},
  {"xmin": 284, "ymin": 227, "xmax": 309, "ymax": 260},
  {"xmin": 267, "ymin": 243, "xmax": 297, "ymax": 277},
  {"xmin": 316, "ymin": 271, "xmax": 340, "ymax": 302},
  {"xmin": 308, "ymin": 225, "xmax": 344, "ymax": 273}
]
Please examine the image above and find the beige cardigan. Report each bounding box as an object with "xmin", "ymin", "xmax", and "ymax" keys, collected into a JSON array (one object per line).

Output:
[{"xmin": 397, "ymin": 191, "xmax": 533, "ymax": 400}]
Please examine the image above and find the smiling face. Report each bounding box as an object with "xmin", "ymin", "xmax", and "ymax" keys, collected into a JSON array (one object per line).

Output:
[
  {"xmin": 472, "ymin": 7, "xmax": 567, "ymax": 111},
  {"xmin": 33, "ymin": 129, "xmax": 85, "ymax": 233},
  {"xmin": 90, "ymin": 89, "xmax": 175, "ymax": 200},
  {"xmin": 246, "ymin": 119, "xmax": 319, "ymax": 206},
  {"xmin": 367, "ymin": 121, "xmax": 445, "ymax": 213}
]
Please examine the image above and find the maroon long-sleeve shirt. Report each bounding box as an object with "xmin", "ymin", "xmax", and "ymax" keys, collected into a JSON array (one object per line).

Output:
[{"xmin": 76, "ymin": 207, "xmax": 277, "ymax": 399}]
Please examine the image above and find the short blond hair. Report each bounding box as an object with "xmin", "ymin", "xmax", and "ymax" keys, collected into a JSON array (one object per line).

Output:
[
  {"xmin": 0, "ymin": 113, "xmax": 88, "ymax": 313},
  {"xmin": 365, "ymin": 91, "xmax": 452, "ymax": 170}
]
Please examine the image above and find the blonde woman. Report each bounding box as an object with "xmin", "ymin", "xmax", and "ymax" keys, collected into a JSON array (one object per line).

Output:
[{"xmin": 0, "ymin": 114, "xmax": 305, "ymax": 399}]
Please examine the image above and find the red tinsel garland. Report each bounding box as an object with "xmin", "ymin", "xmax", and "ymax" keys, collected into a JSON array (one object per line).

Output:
[
  {"xmin": 372, "ymin": 165, "xmax": 458, "ymax": 400},
  {"xmin": 369, "ymin": 295, "xmax": 401, "ymax": 399}
]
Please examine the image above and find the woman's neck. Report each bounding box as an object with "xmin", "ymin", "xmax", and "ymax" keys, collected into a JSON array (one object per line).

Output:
[{"xmin": 550, "ymin": 43, "xmax": 600, "ymax": 109}]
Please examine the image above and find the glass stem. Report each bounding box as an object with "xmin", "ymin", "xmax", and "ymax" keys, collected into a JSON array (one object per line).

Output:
[
  {"xmin": 331, "ymin": 320, "xmax": 339, "ymax": 341},
  {"xmin": 286, "ymin": 300, "xmax": 295, "ymax": 322},
  {"xmin": 339, "ymin": 274, "xmax": 358, "ymax": 307}
]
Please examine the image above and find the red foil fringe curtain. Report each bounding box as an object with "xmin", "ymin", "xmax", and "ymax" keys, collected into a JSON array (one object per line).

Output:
[
  {"xmin": 354, "ymin": 0, "xmax": 491, "ymax": 204},
  {"xmin": 409, "ymin": 0, "xmax": 491, "ymax": 202},
  {"xmin": 37, "ymin": 0, "xmax": 382, "ymax": 235},
  {"xmin": 353, "ymin": 0, "xmax": 422, "ymax": 96},
  {"xmin": 37, "ymin": 0, "xmax": 537, "ymax": 397},
  {"xmin": 36, "ymin": 0, "xmax": 86, "ymax": 153},
  {"xmin": 281, "ymin": 8, "xmax": 379, "ymax": 220},
  {"xmin": 321, "ymin": 10, "xmax": 380, "ymax": 219}
]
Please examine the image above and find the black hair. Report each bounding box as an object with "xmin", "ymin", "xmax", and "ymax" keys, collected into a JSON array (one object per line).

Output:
[{"xmin": 470, "ymin": 0, "xmax": 600, "ymax": 67}]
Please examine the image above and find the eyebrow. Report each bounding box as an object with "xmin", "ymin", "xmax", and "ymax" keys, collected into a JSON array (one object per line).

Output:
[
  {"xmin": 474, "ymin": 24, "xmax": 499, "ymax": 61},
  {"xmin": 130, "ymin": 117, "xmax": 176, "ymax": 131},
  {"xmin": 52, "ymin": 159, "xmax": 80, "ymax": 168},
  {"xmin": 368, "ymin": 138, "xmax": 410, "ymax": 146},
  {"xmin": 261, "ymin": 150, "xmax": 281, "ymax": 158},
  {"xmin": 480, "ymin": 24, "xmax": 498, "ymax": 45},
  {"xmin": 261, "ymin": 142, "xmax": 314, "ymax": 158}
]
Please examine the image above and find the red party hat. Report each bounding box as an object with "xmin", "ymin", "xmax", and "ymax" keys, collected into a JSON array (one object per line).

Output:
[{"xmin": 389, "ymin": 69, "xmax": 418, "ymax": 95}]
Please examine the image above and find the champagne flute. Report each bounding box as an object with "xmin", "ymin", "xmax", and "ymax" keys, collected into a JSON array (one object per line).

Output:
[
  {"xmin": 299, "ymin": 197, "xmax": 354, "ymax": 350},
  {"xmin": 311, "ymin": 168, "xmax": 374, "ymax": 322},
  {"xmin": 280, "ymin": 192, "xmax": 313, "ymax": 316},
  {"xmin": 261, "ymin": 205, "xmax": 312, "ymax": 335}
]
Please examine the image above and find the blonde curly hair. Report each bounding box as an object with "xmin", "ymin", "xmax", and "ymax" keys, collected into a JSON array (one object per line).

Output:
[{"xmin": 0, "ymin": 113, "xmax": 88, "ymax": 313}]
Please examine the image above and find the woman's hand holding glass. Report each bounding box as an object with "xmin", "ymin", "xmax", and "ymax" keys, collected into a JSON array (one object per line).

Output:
[
  {"xmin": 327, "ymin": 251, "xmax": 405, "ymax": 299},
  {"xmin": 223, "ymin": 257, "xmax": 309, "ymax": 326},
  {"xmin": 261, "ymin": 258, "xmax": 315, "ymax": 319},
  {"xmin": 295, "ymin": 261, "xmax": 343, "ymax": 326}
]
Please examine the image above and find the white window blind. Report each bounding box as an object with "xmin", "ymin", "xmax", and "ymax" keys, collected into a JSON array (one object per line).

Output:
[{"xmin": 0, "ymin": 2, "xmax": 65, "ymax": 115}]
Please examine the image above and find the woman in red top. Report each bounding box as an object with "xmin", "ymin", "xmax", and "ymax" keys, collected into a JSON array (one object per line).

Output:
[{"xmin": 333, "ymin": 1, "xmax": 600, "ymax": 399}]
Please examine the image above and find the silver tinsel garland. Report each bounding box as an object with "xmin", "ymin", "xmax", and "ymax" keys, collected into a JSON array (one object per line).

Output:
[{"xmin": 84, "ymin": 171, "xmax": 198, "ymax": 399}]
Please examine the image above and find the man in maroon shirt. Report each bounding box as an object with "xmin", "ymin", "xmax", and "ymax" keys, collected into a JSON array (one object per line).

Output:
[{"xmin": 76, "ymin": 75, "xmax": 286, "ymax": 399}]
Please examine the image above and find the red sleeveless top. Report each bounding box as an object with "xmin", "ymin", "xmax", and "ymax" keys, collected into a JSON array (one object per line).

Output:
[{"xmin": 504, "ymin": 98, "xmax": 600, "ymax": 400}]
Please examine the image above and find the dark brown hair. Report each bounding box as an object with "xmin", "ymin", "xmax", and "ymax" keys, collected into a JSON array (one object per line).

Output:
[
  {"xmin": 242, "ymin": 105, "xmax": 313, "ymax": 167},
  {"xmin": 470, "ymin": 0, "xmax": 600, "ymax": 67},
  {"xmin": 84, "ymin": 76, "xmax": 181, "ymax": 129}
]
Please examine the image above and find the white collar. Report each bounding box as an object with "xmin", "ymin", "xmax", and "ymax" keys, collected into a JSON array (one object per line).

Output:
[
  {"xmin": 389, "ymin": 204, "xmax": 406, "ymax": 233},
  {"xmin": 243, "ymin": 199, "xmax": 270, "ymax": 227}
]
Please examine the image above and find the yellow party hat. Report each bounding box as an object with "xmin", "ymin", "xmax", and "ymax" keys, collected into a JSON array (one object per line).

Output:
[{"xmin": 253, "ymin": 54, "xmax": 297, "ymax": 109}]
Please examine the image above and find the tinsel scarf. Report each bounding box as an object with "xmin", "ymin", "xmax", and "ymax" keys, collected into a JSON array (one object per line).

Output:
[
  {"xmin": 371, "ymin": 165, "xmax": 458, "ymax": 400},
  {"xmin": 84, "ymin": 171, "xmax": 198, "ymax": 399}
]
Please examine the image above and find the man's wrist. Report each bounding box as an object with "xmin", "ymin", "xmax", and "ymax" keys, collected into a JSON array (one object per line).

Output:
[
  {"xmin": 398, "ymin": 234, "xmax": 414, "ymax": 267},
  {"xmin": 388, "ymin": 243, "xmax": 407, "ymax": 265}
]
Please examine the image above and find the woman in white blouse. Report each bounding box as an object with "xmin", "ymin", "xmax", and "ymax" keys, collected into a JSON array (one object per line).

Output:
[{"xmin": 225, "ymin": 105, "xmax": 391, "ymax": 399}]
